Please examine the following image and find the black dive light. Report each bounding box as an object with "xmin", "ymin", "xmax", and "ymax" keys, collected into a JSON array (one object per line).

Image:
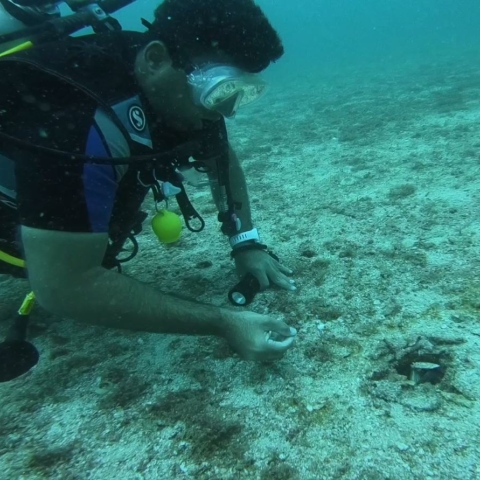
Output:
[
  {"xmin": 228, "ymin": 272, "xmax": 261, "ymax": 306},
  {"xmin": 228, "ymin": 249, "xmax": 279, "ymax": 306}
]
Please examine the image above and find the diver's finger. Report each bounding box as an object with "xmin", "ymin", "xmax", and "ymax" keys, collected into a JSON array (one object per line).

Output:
[
  {"xmin": 254, "ymin": 271, "xmax": 270, "ymax": 290},
  {"xmin": 264, "ymin": 322, "xmax": 297, "ymax": 338},
  {"xmin": 265, "ymin": 334, "xmax": 296, "ymax": 352},
  {"xmin": 269, "ymin": 271, "xmax": 296, "ymax": 291},
  {"xmin": 276, "ymin": 263, "xmax": 294, "ymax": 275}
]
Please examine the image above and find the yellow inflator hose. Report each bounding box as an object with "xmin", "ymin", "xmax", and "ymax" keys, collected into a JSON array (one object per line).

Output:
[
  {"xmin": 0, "ymin": 249, "xmax": 34, "ymax": 304},
  {"xmin": 0, "ymin": 249, "xmax": 26, "ymax": 268},
  {"xmin": 0, "ymin": 41, "xmax": 34, "ymax": 58}
]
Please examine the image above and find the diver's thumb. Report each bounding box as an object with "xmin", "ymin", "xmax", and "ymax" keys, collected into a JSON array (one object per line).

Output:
[{"xmin": 266, "ymin": 319, "xmax": 297, "ymax": 338}]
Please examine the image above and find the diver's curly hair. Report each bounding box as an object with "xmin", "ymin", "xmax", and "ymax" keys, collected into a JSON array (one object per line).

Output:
[{"xmin": 147, "ymin": 0, "xmax": 284, "ymax": 72}]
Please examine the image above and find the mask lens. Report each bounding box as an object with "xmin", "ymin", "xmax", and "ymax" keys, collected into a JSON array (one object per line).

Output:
[
  {"xmin": 203, "ymin": 79, "xmax": 267, "ymax": 117},
  {"xmin": 188, "ymin": 65, "xmax": 267, "ymax": 117},
  {"xmin": 238, "ymin": 82, "xmax": 268, "ymax": 106}
]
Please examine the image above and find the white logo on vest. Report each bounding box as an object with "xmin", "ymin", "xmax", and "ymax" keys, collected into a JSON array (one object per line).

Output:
[{"xmin": 128, "ymin": 105, "xmax": 146, "ymax": 132}]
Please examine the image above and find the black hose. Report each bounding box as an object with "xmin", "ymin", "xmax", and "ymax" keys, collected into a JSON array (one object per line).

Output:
[
  {"xmin": 0, "ymin": 129, "xmax": 199, "ymax": 165},
  {"xmin": 0, "ymin": 0, "xmax": 135, "ymax": 45},
  {"xmin": 7, "ymin": 0, "xmax": 133, "ymax": 13}
]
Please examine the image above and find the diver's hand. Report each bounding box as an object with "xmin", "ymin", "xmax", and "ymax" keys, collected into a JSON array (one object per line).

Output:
[
  {"xmin": 234, "ymin": 248, "xmax": 296, "ymax": 291},
  {"xmin": 222, "ymin": 310, "xmax": 297, "ymax": 361}
]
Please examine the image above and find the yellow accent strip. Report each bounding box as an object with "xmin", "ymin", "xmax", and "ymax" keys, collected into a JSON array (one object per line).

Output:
[
  {"xmin": 18, "ymin": 292, "xmax": 35, "ymax": 316},
  {"xmin": 0, "ymin": 41, "xmax": 34, "ymax": 58},
  {"xmin": 0, "ymin": 249, "xmax": 26, "ymax": 268}
]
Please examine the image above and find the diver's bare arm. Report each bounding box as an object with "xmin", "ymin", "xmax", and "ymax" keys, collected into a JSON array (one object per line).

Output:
[{"xmin": 21, "ymin": 226, "xmax": 229, "ymax": 335}]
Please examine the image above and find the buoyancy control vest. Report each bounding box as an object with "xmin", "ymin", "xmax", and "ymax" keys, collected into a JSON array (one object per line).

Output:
[{"xmin": 0, "ymin": 30, "xmax": 231, "ymax": 273}]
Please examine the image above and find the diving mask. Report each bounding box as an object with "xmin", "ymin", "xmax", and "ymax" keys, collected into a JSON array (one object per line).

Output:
[{"xmin": 187, "ymin": 64, "xmax": 267, "ymax": 118}]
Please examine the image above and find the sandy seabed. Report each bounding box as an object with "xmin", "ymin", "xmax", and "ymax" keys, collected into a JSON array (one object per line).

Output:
[{"xmin": 1, "ymin": 51, "xmax": 480, "ymax": 479}]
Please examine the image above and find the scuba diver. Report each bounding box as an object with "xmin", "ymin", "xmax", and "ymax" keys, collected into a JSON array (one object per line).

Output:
[{"xmin": 0, "ymin": 0, "xmax": 297, "ymax": 381}]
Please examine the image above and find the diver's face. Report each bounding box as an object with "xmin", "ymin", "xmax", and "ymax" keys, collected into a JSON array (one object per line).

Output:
[
  {"xmin": 135, "ymin": 42, "xmax": 220, "ymax": 131},
  {"xmin": 149, "ymin": 63, "xmax": 220, "ymax": 130}
]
